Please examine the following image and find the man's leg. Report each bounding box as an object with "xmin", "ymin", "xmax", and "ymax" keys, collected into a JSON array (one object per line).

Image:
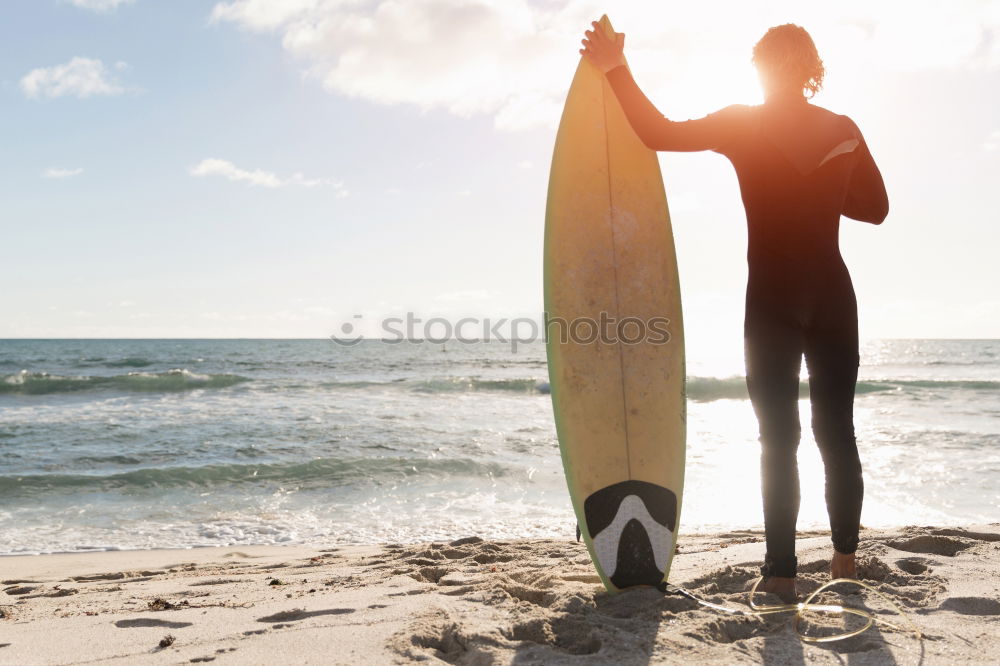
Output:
[
  {"xmin": 745, "ymin": 310, "xmax": 804, "ymax": 579},
  {"xmin": 804, "ymin": 324, "xmax": 863, "ymax": 572}
]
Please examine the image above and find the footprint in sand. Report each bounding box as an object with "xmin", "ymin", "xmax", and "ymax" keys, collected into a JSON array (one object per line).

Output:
[
  {"xmin": 939, "ymin": 597, "xmax": 1000, "ymax": 616},
  {"xmin": 394, "ymin": 613, "xmax": 488, "ymax": 662},
  {"xmin": 256, "ymin": 607, "xmax": 355, "ymax": 623},
  {"xmin": 188, "ymin": 578, "xmax": 248, "ymax": 587},
  {"xmin": 928, "ymin": 527, "xmax": 1000, "ymax": 543},
  {"xmin": 683, "ymin": 566, "xmax": 759, "ymax": 595},
  {"xmin": 507, "ymin": 616, "xmax": 603, "ymax": 655},
  {"xmin": 18, "ymin": 587, "xmax": 79, "ymax": 599},
  {"xmin": 684, "ymin": 616, "xmax": 769, "ymax": 645},
  {"xmin": 115, "ymin": 618, "xmax": 194, "ymax": 629},
  {"xmin": 71, "ymin": 572, "xmax": 126, "ymax": 582},
  {"xmin": 895, "ymin": 558, "xmax": 931, "ymax": 575},
  {"xmin": 411, "ymin": 567, "xmax": 449, "ymax": 584},
  {"xmin": 888, "ymin": 535, "xmax": 974, "ymax": 557}
]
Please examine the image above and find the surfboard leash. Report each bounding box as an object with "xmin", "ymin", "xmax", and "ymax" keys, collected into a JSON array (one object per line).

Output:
[{"xmin": 657, "ymin": 577, "xmax": 922, "ymax": 644}]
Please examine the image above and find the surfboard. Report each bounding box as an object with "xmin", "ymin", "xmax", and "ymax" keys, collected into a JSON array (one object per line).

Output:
[{"xmin": 544, "ymin": 15, "xmax": 686, "ymax": 593}]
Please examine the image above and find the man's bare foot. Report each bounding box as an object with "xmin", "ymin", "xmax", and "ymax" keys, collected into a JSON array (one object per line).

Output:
[
  {"xmin": 832, "ymin": 550, "xmax": 856, "ymax": 579},
  {"xmin": 758, "ymin": 576, "xmax": 797, "ymax": 604}
]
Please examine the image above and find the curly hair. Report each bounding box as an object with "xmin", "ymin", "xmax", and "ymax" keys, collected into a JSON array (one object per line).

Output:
[{"xmin": 752, "ymin": 24, "xmax": 825, "ymax": 98}]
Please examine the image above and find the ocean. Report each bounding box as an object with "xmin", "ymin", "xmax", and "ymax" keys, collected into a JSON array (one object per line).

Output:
[{"xmin": 0, "ymin": 338, "xmax": 997, "ymax": 556}]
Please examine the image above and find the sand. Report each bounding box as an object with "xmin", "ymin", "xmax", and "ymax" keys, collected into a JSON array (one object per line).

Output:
[{"xmin": 1, "ymin": 525, "xmax": 999, "ymax": 665}]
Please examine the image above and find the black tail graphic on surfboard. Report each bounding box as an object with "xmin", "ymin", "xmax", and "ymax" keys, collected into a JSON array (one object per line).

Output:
[{"xmin": 584, "ymin": 481, "xmax": 678, "ymax": 589}]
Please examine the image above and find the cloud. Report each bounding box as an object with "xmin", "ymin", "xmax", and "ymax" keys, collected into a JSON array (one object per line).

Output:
[
  {"xmin": 42, "ymin": 167, "xmax": 84, "ymax": 179},
  {"xmin": 190, "ymin": 158, "xmax": 282, "ymax": 187},
  {"xmin": 69, "ymin": 0, "xmax": 135, "ymax": 11},
  {"xmin": 21, "ymin": 57, "xmax": 125, "ymax": 99},
  {"xmin": 210, "ymin": 0, "xmax": 575, "ymax": 131},
  {"xmin": 209, "ymin": 0, "xmax": 1000, "ymax": 131},
  {"xmin": 209, "ymin": 0, "xmax": 318, "ymax": 30},
  {"xmin": 189, "ymin": 158, "xmax": 348, "ymax": 195}
]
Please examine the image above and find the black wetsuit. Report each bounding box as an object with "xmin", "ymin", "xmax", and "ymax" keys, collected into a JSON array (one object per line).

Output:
[{"xmin": 606, "ymin": 65, "xmax": 888, "ymax": 577}]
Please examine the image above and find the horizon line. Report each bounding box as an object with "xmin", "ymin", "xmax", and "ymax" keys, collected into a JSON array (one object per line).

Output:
[{"xmin": 1, "ymin": 336, "xmax": 999, "ymax": 342}]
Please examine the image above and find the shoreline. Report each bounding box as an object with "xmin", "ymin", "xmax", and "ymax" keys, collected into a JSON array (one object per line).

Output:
[
  {"xmin": 2, "ymin": 524, "xmax": 998, "ymax": 664},
  {"xmin": 0, "ymin": 523, "xmax": 956, "ymax": 561}
]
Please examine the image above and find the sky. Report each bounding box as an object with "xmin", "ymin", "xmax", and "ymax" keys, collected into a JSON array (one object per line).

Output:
[{"xmin": 3, "ymin": 0, "xmax": 1000, "ymax": 344}]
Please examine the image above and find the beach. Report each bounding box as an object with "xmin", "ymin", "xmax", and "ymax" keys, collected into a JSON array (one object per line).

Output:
[{"xmin": 2, "ymin": 524, "xmax": 998, "ymax": 664}]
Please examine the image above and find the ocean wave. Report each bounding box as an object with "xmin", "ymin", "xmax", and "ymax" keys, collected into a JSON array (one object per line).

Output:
[
  {"xmin": 0, "ymin": 369, "xmax": 250, "ymax": 395},
  {"xmin": 71, "ymin": 455, "xmax": 146, "ymax": 466},
  {"xmin": 308, "ymin": 375, "xmax": 1000, "ymax": 400},
  {"xmin": 317, "ymin": 377, "xmax": 547, "ymax": 394},
  {"xmin": 686, "ymin": 377, "xmax": 752, "ymax": 401},
  {"xmin": 71, "ymin": 356, "xmax": 210, "ymax": 369},
  {"xmin": 0, "ymin": 456, "xmax": 511, "ymax": 495},
  {"xmin": 687, "ymin": 376, "xmax": 1000, "ymax": 401},
  {"xmin": 872, "ymin": 378, "xmax": 1000, "ymax": 391},
  {"xmin": 411, "ymin": 377, "xmax": 542, "ymax": 393},
  {"xmin": 102, "ymin": 357, "xmax": 156, "ymax": 368},
  {"xmin": 10, "ymin": 368, "xmax": 985, "ymax": 399}
]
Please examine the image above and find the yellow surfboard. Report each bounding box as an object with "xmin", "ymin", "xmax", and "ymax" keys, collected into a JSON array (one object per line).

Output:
[{"xmin": 544, "ymin": 15, "xmax": 686, "ymax": 593}]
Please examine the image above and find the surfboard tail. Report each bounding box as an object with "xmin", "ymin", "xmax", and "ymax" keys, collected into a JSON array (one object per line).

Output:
[{"xmin": 585, "ymin": 481, "xmax": 679, "ymax": 589}]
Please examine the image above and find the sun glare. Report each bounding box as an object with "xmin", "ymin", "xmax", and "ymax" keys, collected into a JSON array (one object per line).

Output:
[
  {"xmin": 627, "ymin": 47, "xmax": 764, "ymax": 122},
  {"xmin": 682, "ymin": 57, "xmax": 764, "ymax": 112}
]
